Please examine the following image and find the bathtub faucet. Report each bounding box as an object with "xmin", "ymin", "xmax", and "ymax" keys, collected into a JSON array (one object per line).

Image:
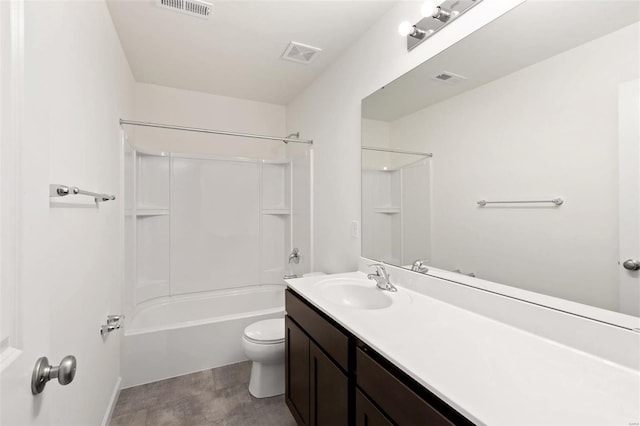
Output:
[{"xmin": 288, "ymin": 248, "xmax": 300, "ymax": 264}]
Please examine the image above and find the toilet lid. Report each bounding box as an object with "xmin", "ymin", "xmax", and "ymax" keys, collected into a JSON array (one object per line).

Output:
[{"xmin": 243, "ymin": 318, "xmax": 285, "ymax": 344}]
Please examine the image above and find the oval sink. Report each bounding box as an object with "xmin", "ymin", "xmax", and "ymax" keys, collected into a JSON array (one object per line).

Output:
[{"xmin": 312, "ymin": 278, "xmax": 393, "ymax": 310}]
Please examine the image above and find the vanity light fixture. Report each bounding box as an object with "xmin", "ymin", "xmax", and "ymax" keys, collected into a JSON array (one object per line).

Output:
[
  {"xmin": 421, "ymin": 0, "xmax": 453, "ymax": 23},
  {"xmin": 399, "ymin": 0, "xmax": 483, "ymax": 52}
]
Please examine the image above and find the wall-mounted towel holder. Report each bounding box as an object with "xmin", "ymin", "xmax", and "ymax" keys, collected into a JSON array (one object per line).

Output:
[
  {"xmin": 49, "ymin": 184, "xmax": 116, "ymax": 203},
  {"xmin": 477, "ymin": 198, "xmax": 563, "ymax": 207}
]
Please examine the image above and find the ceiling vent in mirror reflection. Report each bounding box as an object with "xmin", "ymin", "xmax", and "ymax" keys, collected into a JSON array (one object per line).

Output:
[
  {"xmin": 156, "ymin": 0, "xmax": 212, "ymax": 18},
  {"xmin": 281, "ymin": 42, "xmax": 322, "ymax": 64},
  {"xmin": 432, "ymin": 71, "xmax": 467, "ymax": 85}
]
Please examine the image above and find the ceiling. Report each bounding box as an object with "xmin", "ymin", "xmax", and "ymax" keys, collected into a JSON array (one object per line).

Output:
[
  {"xmin": 362, "ymin": 0, "xmax": 640, "ymax": 122},
  {"xmin": 106, "ymin": 0, "xmax": 397, "ymax": 105}
]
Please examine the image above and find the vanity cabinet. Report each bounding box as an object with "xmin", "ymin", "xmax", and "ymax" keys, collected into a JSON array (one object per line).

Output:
[
  {"xmin": 285, "ymin": 288, "xmax": 472, "ymax": 426},
  {"xmin": 285, "ymin": 317, "xmax": 311, "ymax": 423},
  {"xmin": 356, "ymin": 346, "xmax": 459, "ymax": 426},
  {"xmin": 285, "ymin": 290, "xmax": 349, "ymax": 426},
  {"xmin": 355, "ymin": 389, "xmax": 393, "ymax": 426}
]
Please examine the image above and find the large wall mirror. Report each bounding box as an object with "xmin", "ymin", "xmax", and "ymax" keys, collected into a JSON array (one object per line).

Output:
[{"xmin": 361, "ymin": 1, "xmax": 640, "ymax": 326}]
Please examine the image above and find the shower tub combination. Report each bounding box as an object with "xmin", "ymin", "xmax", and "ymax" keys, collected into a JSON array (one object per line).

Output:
[
  {"xmin": 121, "ymin": 284, "xmax": 285, "ymax": 388},
  {"xmin": 122, "ymin": 146, "xmax": 312, "ymax": 388}
]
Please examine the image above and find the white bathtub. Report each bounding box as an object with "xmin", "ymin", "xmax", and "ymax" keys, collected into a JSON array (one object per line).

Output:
[{"xmin": 121, "ymin": 284, "xmax": 285, "ymax": 388}]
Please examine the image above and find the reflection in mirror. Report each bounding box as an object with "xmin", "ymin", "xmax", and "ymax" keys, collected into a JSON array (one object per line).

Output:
[
  {"xmin": 361, "ymin": 147, "xmax": 432, "ymax": 267},
  {"xmin": 361, "ymin": 1, "xmax": 640, "ymax": 322}
]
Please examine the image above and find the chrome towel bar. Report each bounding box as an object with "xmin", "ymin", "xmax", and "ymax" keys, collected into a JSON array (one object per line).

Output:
[
  {"xmin": 49, "ymin": 184, "xmax": 116, "ymax": 203},
  {"xmin": 477, "ymin": 198, "xmax": 563, "ymax": 207}
]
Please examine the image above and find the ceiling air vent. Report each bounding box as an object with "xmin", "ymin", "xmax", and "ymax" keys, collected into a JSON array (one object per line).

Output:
[
  {"xmin": 432, "ymin": 71, "xmax": 467, "ymax": 85},
  {"xmin": 281, "ymin": 42, "xmax": 322, "ymax": 64},
  {"xmin": 156, "ymin": 0, "xmax": 212, "ymax": 18}
]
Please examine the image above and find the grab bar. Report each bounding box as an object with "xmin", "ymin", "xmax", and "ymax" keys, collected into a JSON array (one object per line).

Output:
[
  {"xmin": 49, "ymin": 184, "xmax": 116, "ymax": 203},
  {"xmin": 477, "ymin": 198, "xmax": 563, "ymax": 207}
]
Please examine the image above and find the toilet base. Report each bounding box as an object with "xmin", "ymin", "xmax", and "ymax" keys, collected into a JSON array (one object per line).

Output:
[{"xmin": 248, "ymin": 360, "xmax": 285, "ymax": 398}]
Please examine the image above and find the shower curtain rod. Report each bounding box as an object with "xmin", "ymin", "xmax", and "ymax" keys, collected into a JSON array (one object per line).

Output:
[
  {"xmin": 119, "ymin": 119, "xmax": 313, "ymax": 145},
  {"xmin": 361, "ymin": 146, "xmax": 433, "ymax": 157}
]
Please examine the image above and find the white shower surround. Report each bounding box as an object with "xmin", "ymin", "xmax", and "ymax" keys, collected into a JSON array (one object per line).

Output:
[
  {"xmin": 121, "ymin": 284, "xmax": 285, "ymax": 387},
  {"xmin": 123, "ymin": 147, "xmax": 311, "ymax": 387}
]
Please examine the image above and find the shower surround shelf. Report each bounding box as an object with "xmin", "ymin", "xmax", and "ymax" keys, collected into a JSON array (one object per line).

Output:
[
  {"xmin": 136, "ymin": 208, "xmax": 170, "ymax": 217},
  {"xmin": 374, "ymin": 207, "xmax": 401, "ymax": 214},
  {"xmin": 261, "ymin": 208, "xmax": 290, "ymax": 215}
]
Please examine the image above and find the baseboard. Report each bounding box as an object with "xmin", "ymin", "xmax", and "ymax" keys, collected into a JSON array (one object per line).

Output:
[{"xmin": 101, "ymin": 376, "xmax": 122, "ymax": 426}]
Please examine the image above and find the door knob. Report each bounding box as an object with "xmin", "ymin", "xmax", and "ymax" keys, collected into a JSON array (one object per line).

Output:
[
  {"xmin": 623, "ymin": 259, "xmax": 640, "ymax": 271},
  {"xmin": 31, "ymin": 355, "xmax": 77, "ymax": 394}
]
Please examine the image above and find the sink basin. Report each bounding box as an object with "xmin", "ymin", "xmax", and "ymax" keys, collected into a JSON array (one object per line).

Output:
[{"xmin": 312, "ymin": 278, "xmax": 394, "ymax": 310}]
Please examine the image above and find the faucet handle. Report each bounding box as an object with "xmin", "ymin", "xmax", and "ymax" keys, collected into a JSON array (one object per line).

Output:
[
  {"xmin": 411, "ymin": 260, "xmax": 429, "ymax": 274},
  {"xmin": 368, "ymin": 263, "xmax": 383, "ymax": 274},
  {"xmin": 368, "ymin": 263, "xmax": 390, "ymax": 279}
]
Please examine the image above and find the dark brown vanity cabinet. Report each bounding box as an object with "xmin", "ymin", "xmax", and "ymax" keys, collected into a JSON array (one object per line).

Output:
[
  {"xmin": 285, "ymin": 288, "xmax": 473, "ymax": 426},
  {"xmin": 285, "ymin": 290, "xmax": 349, "ymax": 426},
  {"xmin": 355, "ymin": 389, "xmax": 393, "ymax": 426},
  {"xmin": 285, "ymin": 317, "xmax": 311, "ymax": 423},
  {"xmin": 356, "ymin": 347, "xmax": 459, "ymax": 426}
]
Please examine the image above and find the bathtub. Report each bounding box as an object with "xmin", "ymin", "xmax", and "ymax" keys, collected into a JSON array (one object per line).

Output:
[{"xmin": 121, "ymin": 284, "xmax": 285, "ymax": 388}]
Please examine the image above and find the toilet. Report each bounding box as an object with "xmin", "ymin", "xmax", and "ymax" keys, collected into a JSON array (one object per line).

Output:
[
  {"xmin": 242, "ymin": 318, "xmax": 285, "ymax": 398},
  {"xmin": 243, "ymin": 273, "xmax": 325, "ymax": 398}
]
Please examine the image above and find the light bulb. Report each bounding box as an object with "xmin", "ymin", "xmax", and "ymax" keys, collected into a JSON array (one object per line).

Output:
[
  {"xmin": 420, "ymin": 0, "xmax": 437, "ymax": 18},
  {"xmin": 398, "ymin": 21, "xmax": 414, "ymax": 37}
]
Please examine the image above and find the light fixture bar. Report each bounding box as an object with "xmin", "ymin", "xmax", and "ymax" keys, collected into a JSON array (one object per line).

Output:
[{"xmin": 406, "ymin": 0, "xmax": 483, "ymax": 52}]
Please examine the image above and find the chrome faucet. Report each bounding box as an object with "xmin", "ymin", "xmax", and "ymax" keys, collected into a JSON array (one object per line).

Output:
[
  {"xmin": 411, "ymin": 259, "xmax": 429, "ymax": 274},
  {"xmin": 288, "ymin": 248, "xmax": 300, "ymax": 264},
  {"xmin": 367, "ymin": 263, "xmax": 397, "ymax": 292}
]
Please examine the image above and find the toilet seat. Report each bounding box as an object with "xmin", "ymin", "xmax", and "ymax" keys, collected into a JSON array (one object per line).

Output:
[{"xmin": 243, "ymin": 318, "xmax": 284, "ymax": 344}]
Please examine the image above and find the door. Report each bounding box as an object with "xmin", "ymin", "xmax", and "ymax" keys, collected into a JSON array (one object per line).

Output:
[
  {"xmin": 0, "ymin": 1, "xmax": 52, "ymax": 424},
  {"xmin": 309, "ymin": 341, "xmax": 348, "ymax": 426},
  {"xmin": 2, "ymin": 1, "xmax": 124, "ymax": 424},
  {"xmin": 285, "ymin": 316, "xmax": 310, "ymax": 425},
  {"xmin": 619, "ymin": 79, "xmax": 640, "ymax": 316}
]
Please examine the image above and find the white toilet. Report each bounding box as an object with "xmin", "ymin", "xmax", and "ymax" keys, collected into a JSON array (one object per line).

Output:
[{"xmin": 242, "ymin": 317, "xmax": 285, "ymax": 398}]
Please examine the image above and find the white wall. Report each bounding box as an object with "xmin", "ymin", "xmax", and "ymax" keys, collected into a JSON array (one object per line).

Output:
[
  {"xmin": 286, "ymin": 0, "xmax": 527, "ymax": 273},
  {"xmin": 387, "ymin": 23, "xmax": 639, "ymax": 310},
  {"xmin": 361, "ymin": 119, "xmax": 391, "ymax": 170},
  {"xmin": 133, "ymin": 83, "xmax": 287, "ymax": 160},
  {"xmin": 20, "ymin": 1, "xmax": 134, "ymax": 425}
]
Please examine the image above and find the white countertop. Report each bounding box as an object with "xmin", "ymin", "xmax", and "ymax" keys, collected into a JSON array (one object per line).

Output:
[{"xmin": 286, "ymin": 272, "xmax": 640, "ymax": 426}]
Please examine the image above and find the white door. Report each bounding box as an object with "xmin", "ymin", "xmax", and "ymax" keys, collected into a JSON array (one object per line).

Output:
[
  {"xmin": 619, "ymin": 79, "xmax": 640, "ymax": 317},
  {"xmin": 0, "ymin": 1, "xmax": 52, "ymax": 424}
]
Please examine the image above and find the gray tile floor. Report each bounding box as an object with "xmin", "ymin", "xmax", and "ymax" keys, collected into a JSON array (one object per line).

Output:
[{"xmin": 110, "ymin": 361, "xmax": 297, "ymax": 426}]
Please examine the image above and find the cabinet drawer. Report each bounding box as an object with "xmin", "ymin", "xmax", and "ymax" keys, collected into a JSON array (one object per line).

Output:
[
  {"xmin": 357, "ymin": 348, "xmax": 454, "ymax": 426},
  {"xmin": 355, "ymin": 388, "xmax": 393, "ymax": 426},
  {"xmin": 286, "ymin": 289, "xmax": 349, "ymax": 371}
]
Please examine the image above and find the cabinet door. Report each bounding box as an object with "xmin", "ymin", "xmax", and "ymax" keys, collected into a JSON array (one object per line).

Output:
[
  {"xmin": 309, "ymin": 341, "xmax": 349, "ymax": 426},
  {"xmin": 355, "ymin": 389, "xmax": 394, "ymax": 426},
  {"xmin": 286, "ymin": 316, "xmax": 310, "ymax": 425}
]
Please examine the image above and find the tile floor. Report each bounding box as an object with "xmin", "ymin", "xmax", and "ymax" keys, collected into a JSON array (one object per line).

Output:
[{"xmin": 109, "ymin": 361, "xmax": 297, "ymax": 426}]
